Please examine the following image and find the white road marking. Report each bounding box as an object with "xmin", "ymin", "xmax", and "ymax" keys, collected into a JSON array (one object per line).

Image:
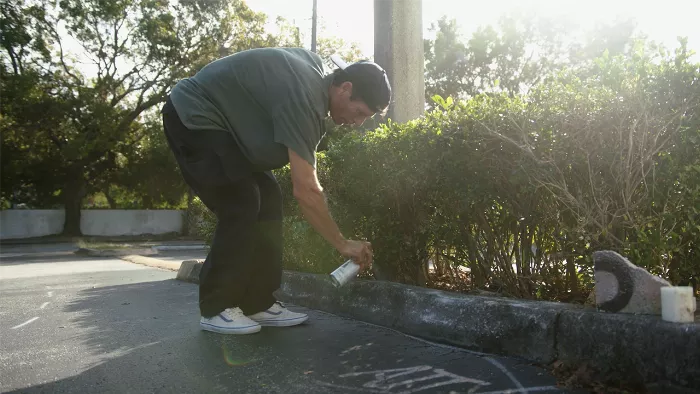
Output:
[
  {"xmin": 313, "ymin": 381, "xmax": 385, "ymax": 393},
  {"xmin": 485, "ymin": 357, "xmax": 526, "ymax": 393},
  {"xmin": 337, "ymin": 365, "xmax": 490, "ymax": 393},
  {"xmin": 317, "ymin": 310, "xmax": 494, "ymax": 357},
  {"xmin": 11, "ymin": 317, "xmax": 39, "ymax": 329},
  {"xmin": 0, "ymin": 253, "xmax": 27, "ymax": 258},
  {"xmin": 308, "ymin": 311, "xmax": 557, "ymax": 394},
  {"xmin": 47, "ymin": 291, "xmax": 53, "ymax": 297},
  {"xmin": 314, "ymin": 380, "xmax": 559, "ymax": 394},
  {"xmin": 40, "ymin": 302, "xmax": 50, "ymax": 309}
]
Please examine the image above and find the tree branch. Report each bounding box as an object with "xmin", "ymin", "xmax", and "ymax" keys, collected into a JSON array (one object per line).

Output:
[
  {"xmin": 86, "ymin": 13, "xmax": 108, "ymax": 79},
  {"xmin": 6, "ymin": 47, "xmax": 20, "ymax": 75},
  {"xmin": 44, "ymin": 22, "xmax": 82, "ymax": 84},
  {"xmin": 107, "ymin": 17, "xmax": 130, "ymax": 81},
  {"xmin": 117, "ymin": 84, "xmax": 170, "ymax": 134}
]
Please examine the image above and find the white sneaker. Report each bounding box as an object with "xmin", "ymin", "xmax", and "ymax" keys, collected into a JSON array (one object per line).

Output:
[
  {"xmin": 200, "ymin": 308, "xmax": 262, "ymax": 334},
  {"xmin": 246, "ymin": 302, "xmax": 308, "ymax": 327}
]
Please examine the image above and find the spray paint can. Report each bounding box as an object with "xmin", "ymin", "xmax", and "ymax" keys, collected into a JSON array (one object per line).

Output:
[{"xmin": 330, "ymin": 259, "xmax": 361, "ymax": 287}]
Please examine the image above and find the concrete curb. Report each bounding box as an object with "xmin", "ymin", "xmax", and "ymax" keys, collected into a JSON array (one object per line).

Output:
[
  {"xmin": 151, "ymin": 245, "xmax": 208, "ymax": 252},
  {"xmin": 557, "ymin": 309, "xmax": 700, "ymax": 388},
  {"xmin": 75, "ymin": 247, "xmax": 158, "ymax": 257},
  {"xmin": 174, "ymin": 261, "xmax": 699, "ymax": 389},
  {"xmin": 175, "ymin": 260, "xmax": 203, "ymax": 283},
  {"xmin": 277, "ymin": 271, "xmax": 570, "ymax": 363},
  {"xmin": 120, "ymin": 255, "xmax": 182, "ymax": 271}
]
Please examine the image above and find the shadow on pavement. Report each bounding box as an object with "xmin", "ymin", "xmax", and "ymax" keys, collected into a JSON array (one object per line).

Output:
[
  {"xmin": 6, "ymin": 279, "xmax": 334, "ymax": 393},
  {"xmin": 0, "ymin": 254, "xmax": 93, "ymax": 266},
  {"xmin": 6, "ymin": 278, "xmax": 564, "ymax": 394}
]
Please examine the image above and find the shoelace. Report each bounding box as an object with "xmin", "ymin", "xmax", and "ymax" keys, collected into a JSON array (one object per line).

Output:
[{"xmin": 221, "ymin": 308, "xmax": 245, "ymax": 320}]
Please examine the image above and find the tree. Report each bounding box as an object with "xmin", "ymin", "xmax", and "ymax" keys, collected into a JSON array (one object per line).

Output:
[
  {"xmin": 424, "ymin": 15, "xmax": 570, "ymax": 102},
  {"xmin": 316, "ymin": 35, "xmax": 364, "ymax": 67},
  {"xmin": 105, "ymin": 117, "xmax": 188, "ymax": 209},
  {"xmin": 423, "ymin": 17, "xmax": 470, "ymax": 101},
  {"xmin": 1, "ymin": 0, "xmax": 294, "ymax": 235},
  {"xmin": 423, "ymin": 14, "xmax": 638, "ymax": 104}
]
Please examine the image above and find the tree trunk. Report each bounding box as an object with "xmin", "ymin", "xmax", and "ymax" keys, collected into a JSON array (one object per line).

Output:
[
  {"xmin": 104, "ymin": 189, "xmax": 117, "ymax": 209},
  {"xmin": 404, "ymin": 252, "xmax": 429, "ymax": 287},
  {"xmin": 62, "ymin": 178, "xmax": 86, "ymax": 236},
  {"xmin": 143, "ymin": 195, "xmax": 154, "ymax": 209},
  {"xmin": 182, "ymin": 188, "xmax": 195, "ymax": 236},
  {"xmin": 567, "ymin": 257, "xmax": 580, "ymax": 300}
]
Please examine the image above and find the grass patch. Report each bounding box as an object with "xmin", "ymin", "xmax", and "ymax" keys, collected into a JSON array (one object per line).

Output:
[{"xmin": 76, "ymin": 240, "xmax": 149, "ymax": 250}]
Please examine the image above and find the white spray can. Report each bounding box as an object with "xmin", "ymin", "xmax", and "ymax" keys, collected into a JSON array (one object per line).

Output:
[{"xmin": 330, "ymin": 259, "xmax": 361, "ymax": 287}]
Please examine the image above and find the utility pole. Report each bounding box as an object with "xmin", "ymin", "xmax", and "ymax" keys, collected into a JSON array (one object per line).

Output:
[
  {"xmin": 311, "ymin": 0, "xmax": 318, "ymax": 52},
  {"xmin": 374, "ymin": 0, "xmax": 425, "ymax": 122}
]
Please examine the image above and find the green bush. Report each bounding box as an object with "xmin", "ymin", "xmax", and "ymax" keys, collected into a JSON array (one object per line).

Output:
[
  {"xmin": 186, "ymin": 196, "xmax": 216, "ymax": 244},
  {"xmin": 191, "ymin": 43, "xmax": 699, "ymax": 302},
  {"xmin": 189, "ymin": 160, "xmax": 345, "ymax": 273},
  {"xmin": 280, "ymin": 217, "xmax": 340, "ymax": 274},
  {"xmin": 315, "ymin": 44, "xmax": 700, "ymax": 300}
]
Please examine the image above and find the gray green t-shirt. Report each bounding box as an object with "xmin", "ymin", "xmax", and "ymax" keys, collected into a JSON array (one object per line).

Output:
[{"xmin": 169, "ymin": 47, "xmax": 331, "ymax": 170}]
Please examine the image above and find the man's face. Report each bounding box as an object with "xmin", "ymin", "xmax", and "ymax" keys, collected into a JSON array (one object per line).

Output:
[{"xmin": 329, "ymin": 82, "xmax": 375, "ymax": 126}]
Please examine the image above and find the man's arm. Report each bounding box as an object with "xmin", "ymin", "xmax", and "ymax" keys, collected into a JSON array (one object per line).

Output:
[{"xmin": 288, "ymin": 148, "xmax": 373, "ymax": 267}]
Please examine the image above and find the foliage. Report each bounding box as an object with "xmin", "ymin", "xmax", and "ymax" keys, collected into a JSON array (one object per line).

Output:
[
  {"xmin": 423, "ymin": 14, "xmax": 639, "ymax": 103},
  {"xmin": 114, "ymin": 117, "xmax": 188, "ymax": 208},
  {"xmin": 189, "ymin": 158, "xmax": 342, "ymax": 273},
  {"xmin": 4, "ymin": 1, "xmax": 697, "ymax": 302},
  {"xmin": 294, "ymin": 39, "xmax": 699, "ymax": 300},
  {"xmin": 186, "ymin": 196, "xmax": 215, "ymax": 243},
  {"xmin": 0, "ymin": 0, "xmax": 296, "ymax": 233},
  {"xmin": 192, "ymin": 35, "xmax": 698, "ymax": 300},
  {"xmin": 280, "ymin": 217, "xmax": 340, "ymax": 274}
]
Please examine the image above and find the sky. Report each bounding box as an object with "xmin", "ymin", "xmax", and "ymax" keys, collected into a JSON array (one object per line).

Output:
[{"xmin": 244, "ymin": 0, "xmax": 700, "ymax": 59}]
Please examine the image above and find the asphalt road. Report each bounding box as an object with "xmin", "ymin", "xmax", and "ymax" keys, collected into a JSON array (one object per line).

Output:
[{"xmin": 0, "ymin": 249, "xmax": 566, "ymax": 394}]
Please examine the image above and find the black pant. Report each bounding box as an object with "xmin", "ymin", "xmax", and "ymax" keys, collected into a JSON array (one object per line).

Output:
[{"xmin": 161, "ymin": 98, "xmax": 283, "ymax": 317}]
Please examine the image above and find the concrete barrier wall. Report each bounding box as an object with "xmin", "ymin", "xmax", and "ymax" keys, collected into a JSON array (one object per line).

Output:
[
  {"xmin": 81, "ymin": 210, "xmax": 184, "ymax": 236},
  {"xmin": 0, "ymin": 210, "xmax": 66, "ymax": 239},
  {"xmin": 0, "ymin": 210, "xmax": 184, "ymax": 239}
]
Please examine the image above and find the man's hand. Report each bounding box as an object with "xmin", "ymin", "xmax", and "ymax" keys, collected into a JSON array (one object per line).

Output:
[{"xmin": 339, "ymin": 239, "xmax": 373, "ymax": 270}]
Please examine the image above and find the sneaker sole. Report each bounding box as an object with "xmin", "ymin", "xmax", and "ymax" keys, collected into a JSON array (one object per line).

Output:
[
  {"xmin": 200, "ymin": 322, "xmax": 262, "ymax": 335},
  {"xmin": 252, "ymin": 315, "xmax": 309, "ymax": 327}
]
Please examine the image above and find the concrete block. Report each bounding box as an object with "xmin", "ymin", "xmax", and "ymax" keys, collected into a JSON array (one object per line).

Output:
[
  {"xmin": 0, "ymin": 209, "xmax": 186, "ymax": 240},
  {"xmin": 557, "ymin": 309, "xmax": 700, "ymax": 389},
  {"xmin": 391, "ymin": 284, "xmax": 566, "ymax": 363},
  {"xmin": 75, "ymin": 247, "xmax": 156, "ymax": 257},
  {"xmin": 176, "ymin": 260, "xmax": 203, "ymax": 283},
  {"xmin": 0, "ymin": 209, "xmax": 64, "ymax": 239},
  {"xmin": 81, "ymin": 210, "xmax": 184, "ymax": 236},
  {"xmin": 594, "ymin": 250, "xmax": 671, "ymax": 314},
  {"xmin": 277, "ymin": 271, "xmax": 570, "ymax": 363}
]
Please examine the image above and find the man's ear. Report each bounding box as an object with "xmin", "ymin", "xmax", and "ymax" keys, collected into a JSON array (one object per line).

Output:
[{"xmin": 341, "ymin": 81, "xmax": 353, "ymax": 95}]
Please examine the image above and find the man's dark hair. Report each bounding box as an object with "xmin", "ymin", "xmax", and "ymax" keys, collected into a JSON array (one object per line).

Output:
[{"xmin": 331, "ymin": 60, "xmax": 392, "ymax": 115}]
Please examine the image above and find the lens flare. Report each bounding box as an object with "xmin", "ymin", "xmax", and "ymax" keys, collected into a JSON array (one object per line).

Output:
[{"xmin": 222, "ymin": 345, "xmax": 254, "ymax": 366}]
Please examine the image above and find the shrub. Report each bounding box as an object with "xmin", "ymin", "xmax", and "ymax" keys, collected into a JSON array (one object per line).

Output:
[
  {"xmin": 315, "ymin": 44, "xmax": 700, "ymax": 300},
  {"xmin": 186, "ymin": 196, "xmax": 216, "ymax": 244},
  {"xmin": 190, "ymin": 43, "xmax": 699, "ymax": 301},
  {"xmin": 189, "ymin": 157, "xmax": 346, "ymax": 273}
]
